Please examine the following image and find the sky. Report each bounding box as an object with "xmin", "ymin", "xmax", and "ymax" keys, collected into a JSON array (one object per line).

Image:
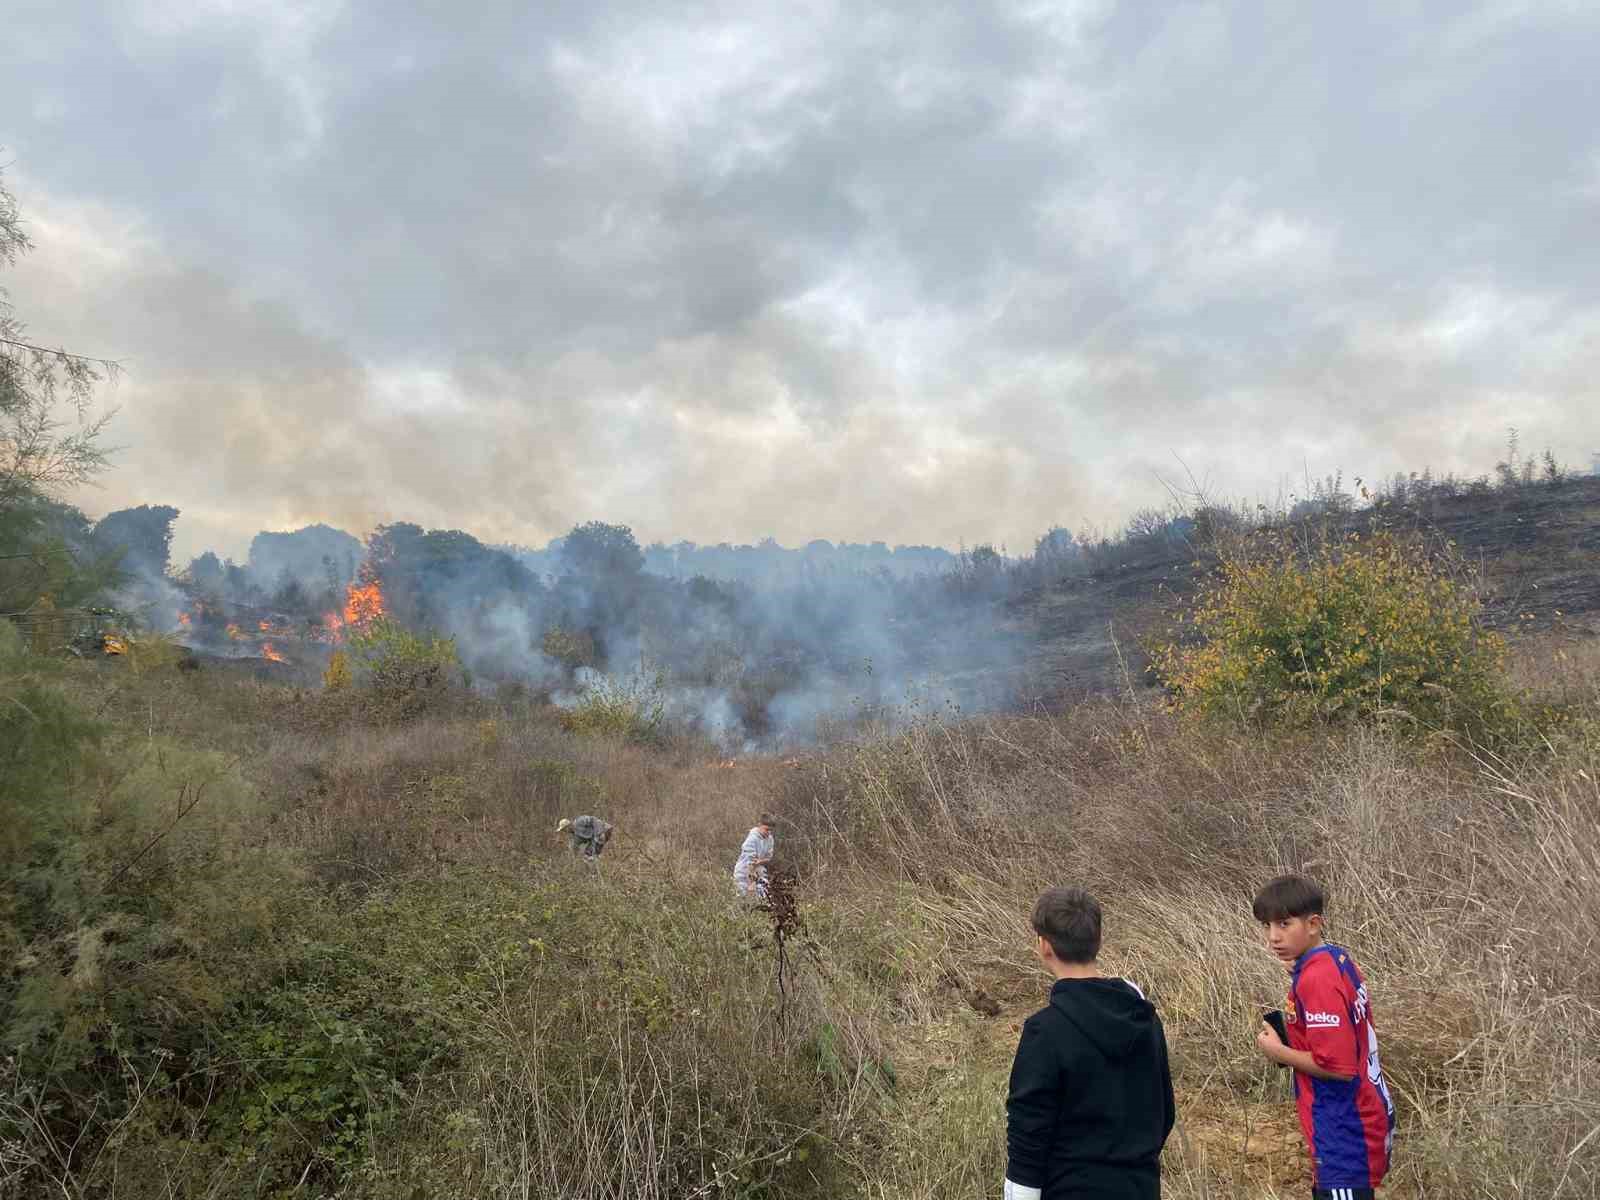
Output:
[{"xmin": 3, "ymin": 0, "xmax": 1598, "ymax": 564}]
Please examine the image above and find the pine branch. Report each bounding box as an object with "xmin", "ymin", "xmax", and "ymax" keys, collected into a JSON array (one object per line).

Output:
[{"xmin": 0, "ymin": 335, "xmax": 120, "ymax": 370}]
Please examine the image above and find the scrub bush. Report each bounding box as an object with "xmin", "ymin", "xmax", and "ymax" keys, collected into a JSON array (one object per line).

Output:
[
  {"xmin": 557, "ymin": 670, "xmax": 667, "ymax": 744},
  {"xmin": 346, "ymin": 618, "xmax": 461, "ymax": 718},
  {"xmin": 1154, "ymin": 529, "xmax": 1511, "ymax": 735}
]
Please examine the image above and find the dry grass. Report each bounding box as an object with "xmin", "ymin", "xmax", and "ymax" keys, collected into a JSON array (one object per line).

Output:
[
  {"xmin": 1504, "ymin": 626, "xmax": 1600, "ymax": 708},
  {"xmin": 748, "ymin": 689, "xmax": 1600, "ymax": 1198},
  {"xmin": 14, "ymin": 646, "xmax": 1600, "ymax": 1197},
  {"xmin": 287, "ymin": 666, "xmax": 1600, "ymax": 1197}
]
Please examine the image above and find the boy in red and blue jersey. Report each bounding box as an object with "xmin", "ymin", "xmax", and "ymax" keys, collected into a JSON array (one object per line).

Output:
[{"xmin": 1252, "ymin": 874, "xmax": 1396, "ymax": 1200}]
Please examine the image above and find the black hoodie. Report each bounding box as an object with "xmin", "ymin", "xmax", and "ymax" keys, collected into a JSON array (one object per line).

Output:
[{"xmin": 1005, "ymin": 977, "xmax": 1176, "ymax": 1199}]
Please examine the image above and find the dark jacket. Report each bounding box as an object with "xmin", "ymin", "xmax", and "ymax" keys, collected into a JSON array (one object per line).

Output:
[{"xmin": 1005, "ymin": 977, "xmax": 1176, "ymax": 1199}]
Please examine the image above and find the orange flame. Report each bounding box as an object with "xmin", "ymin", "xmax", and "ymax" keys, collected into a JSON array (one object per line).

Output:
[
  {"xmin": 225, "ymin": 623, "xmax": 243, "ymax": 640},
  {"xmin": 342, "ymin": 576, "xmax": 385, "ymax": 630},
  {"xmin": 177, "ymin": 611, "xmax": 192, "ymax": 627},
  {"xmin": 262, "ymin": 642, "xmax": 287, "ymax": 664},
  {"xmin": 259, "ymin": 619, "xmax": 271, "ymax": 632}
]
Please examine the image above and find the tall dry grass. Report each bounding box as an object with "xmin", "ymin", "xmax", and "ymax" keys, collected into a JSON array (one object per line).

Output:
[
  {"xmin": 763, "ymin": 695, "xmax": 1600, "ymax": 1198},
  {"xmin": 240, "ymin": 660, "xmax": 1600, "ymax": 1197},
  {"xmin": 13, "ymin": 648, "xmax": 1600, "ymax": 1197}
]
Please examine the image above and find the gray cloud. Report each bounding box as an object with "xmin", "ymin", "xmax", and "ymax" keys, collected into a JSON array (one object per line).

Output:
[{"xmin": 3, "ymin": 0, "xmax": 1597, "ymax": 562}]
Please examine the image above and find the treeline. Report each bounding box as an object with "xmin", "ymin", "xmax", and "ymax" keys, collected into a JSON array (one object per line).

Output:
[
  {"xmin": 0, "ymin": 498, "xmax": 172, "ymax": 621},
  {"xmin": 147, "ymin": 515, "xmax": 1021, "ymax": 739},
  {"xmin": 519, "ymin": 535, "xmax": 958, "ymax": 583},
  {"xmin": 173, "ymin": 523, "xmax": 963, "ymax": 606}
]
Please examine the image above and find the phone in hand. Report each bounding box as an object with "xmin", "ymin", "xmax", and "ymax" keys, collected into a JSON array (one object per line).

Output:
[{"xmin": 1262, "ymin": 1010, "xmax": 1289, "ymax": 1068}]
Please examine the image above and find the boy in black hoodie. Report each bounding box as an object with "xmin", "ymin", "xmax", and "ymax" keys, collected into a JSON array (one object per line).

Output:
[{"xmin": 1004, "ymin": 887, "xmax": 1175, "ymax": 1200}]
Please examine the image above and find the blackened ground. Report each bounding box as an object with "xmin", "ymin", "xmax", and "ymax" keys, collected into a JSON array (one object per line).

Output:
[{"xmin": 1009, "ymin": 475, "xmax": 1600, "ymax": 710}]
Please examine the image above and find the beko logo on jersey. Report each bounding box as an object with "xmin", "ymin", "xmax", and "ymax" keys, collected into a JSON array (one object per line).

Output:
[{"xmin": 1303, "ymin": 1011, "xmax": 1342, "ymax": 1028}]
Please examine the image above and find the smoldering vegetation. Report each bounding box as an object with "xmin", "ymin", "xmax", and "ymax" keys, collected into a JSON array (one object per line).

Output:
[
  {"xmin": 6, "ymin": 491, "xmax": 1074, "ymax": 743},
  {"xmin": 16, "ymin": 455, "xmax": 1597, "ymax": 750},
  {"xmin": 72, "ymin": 511, "xmax": 1040, "ymax": 746}
]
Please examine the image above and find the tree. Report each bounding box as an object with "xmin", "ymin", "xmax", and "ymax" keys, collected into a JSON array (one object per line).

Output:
[
  {"xmin": 222, "ymin": 558, "xmax": 256, "ymax": 603},
  {"xmin": 560, "ymin": 521, "xmax": 644, "ymax": 580},
  {"xmin": 1, "ymin": 165, "xmax": 117, "ymax": 516},
  {"xmin": 969, "ymin": 543, "xmax": 1003, "ymax": 573},
  {"xmin": 1033, "ymin": 526, "xmax": 1078, "ymax": 562},
  {"xmin": 93, "ymin": 504, "xmax": 180, "ymax": 578},
  {"xmin": 184, "ymin": 550, "xmax": 226, "ymax": 593},
  {"xmin": 1123, "ymin": 508, "xmax": 1172, "ymax": 542},
  {"xmin": 364, "ymin": 521, "xmax": 537, "ymax": 630},
  {"xmin": 271, "ymin": 571, "xmax": 309, "ymax": 614},
  {"xmin": 247, "ymin": 524, "xmax": 361, "ymax": 594},
  {"xmin": 0, "ymin": 494, "xmax": 119, "ymax": 613}
]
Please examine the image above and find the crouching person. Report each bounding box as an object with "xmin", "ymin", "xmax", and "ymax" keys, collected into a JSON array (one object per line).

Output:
[
  {"xmin": 1005, "ymin": 887, "xmax": 1175, "ymax": 1200},
  {"xmin": 556, "ymin": 815, "xmax": 613, "ymax": 859}
]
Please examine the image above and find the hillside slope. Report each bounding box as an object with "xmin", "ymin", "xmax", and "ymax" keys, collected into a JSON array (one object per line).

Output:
[{"xmin": 1009, "ymin": 475, "xmax": 1600, "ymax": 706}]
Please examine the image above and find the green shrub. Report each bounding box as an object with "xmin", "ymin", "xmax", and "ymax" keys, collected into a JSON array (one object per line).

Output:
[
  {"xmin": 1154, "ymin": 529, "xmax": 1511, "ymax": 734},
  {"xmin": 541, "ymin": 625, "xmax": 596, "ymax": 672},
  {"xmin": 346, "ymin": 617, "xmax": 461, "ymax": 719},
  {"xmin": 118, "ymin": 627, "xmax": 186, "ymax": 674},
  {"xmin": 528, "ymin": 757, "xmax": 605, "ymax": 812},
  {"xmin": 0, "ymin": 616, "xmax": 23, "ymax": 662},
  {"xmin": 557, "ymin": 670, "xmax": 666, "ymax": 744},
  {"xmin": 201, "ymin": 882, "xmax": 492, "ymax": 1191},
  {"xmin": 360, "ymin": 870, "xmax": 856, "ymax": 1200},
  {"xmin": 1, "ymin": 652, "xmax": 304, "ymax": 1191}
]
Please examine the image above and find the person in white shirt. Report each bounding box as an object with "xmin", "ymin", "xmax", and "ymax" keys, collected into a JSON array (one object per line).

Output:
[{"xmin": 732, "ymin": 813, "xmax": 775, "ymax": 898}]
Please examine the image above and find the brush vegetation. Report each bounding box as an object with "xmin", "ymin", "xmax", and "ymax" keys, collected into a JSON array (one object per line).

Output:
[
  {"xmin": 4, "ymin": 527, "xmax": 1600, "ymax": 1199},
  {"xmin": 1154, "ymin": 527, "xmax": 1513, "ymax": 736}
]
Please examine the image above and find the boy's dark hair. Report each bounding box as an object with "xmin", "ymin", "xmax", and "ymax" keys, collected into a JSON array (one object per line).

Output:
[
  {"xmin": 1251, "ymin": 874, "xmax": 1326, "ymax": 922},
  {"xmin": 1032, "ymin": 887, "xmax": 1102, "ymax": 963}
]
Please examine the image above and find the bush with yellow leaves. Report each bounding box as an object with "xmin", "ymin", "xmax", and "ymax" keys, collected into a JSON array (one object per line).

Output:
[
  {"xmin": 323, "ymin": 649, "xmax": 352, "ymax": 691},
  {"xmin": 1154, "ymin": 529, "xmax": 1512, "ymax": 735},
  {"xmin": 122, "ymin": 629, "xmax": 184, "ymax": 675}
]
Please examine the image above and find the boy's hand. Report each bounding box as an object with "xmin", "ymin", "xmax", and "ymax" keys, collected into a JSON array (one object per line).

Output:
[
  {"xmin": 1256, "ymin": 1022, "xmax": 1288, "ymax": 1063},
  {"xmin": 1255, "ymin": 1023, "xmax": 1354, "ymax": 1080}
]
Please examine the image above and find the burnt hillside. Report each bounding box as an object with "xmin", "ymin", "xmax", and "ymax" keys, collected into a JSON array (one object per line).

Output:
[{"xmin": 1009, "ymin": 475, "xmax": 1600, "ymax": 707}]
